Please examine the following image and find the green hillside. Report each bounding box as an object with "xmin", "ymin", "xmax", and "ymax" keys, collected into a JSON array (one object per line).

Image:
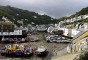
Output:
[
  {"xmin": 0, "ymin": 5, "xmax": 58, "ymax": 26},
  {"xmin": 58, "ymin": 6, "xmax": 88, "ymax": 25},
  {"xmin": 77, "ymin": 7, "xmax": 88, "ymax": 15}
]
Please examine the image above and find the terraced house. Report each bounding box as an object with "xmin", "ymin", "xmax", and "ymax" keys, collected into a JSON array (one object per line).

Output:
[{"xmin": 0, "ymin": 21, "xmax": 27, "ymax": 40}]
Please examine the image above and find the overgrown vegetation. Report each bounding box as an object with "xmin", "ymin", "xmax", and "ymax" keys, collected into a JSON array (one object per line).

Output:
[
  {"xmin": 52, "ymin": 30, "xmax": 63, "ymax": 35},
  {"xmin": 75, "ymin": 52, "xmax": 88, "ymax": 60},
  {"xmin": 78, "ymin": 7, "xmax": 88, "ymax": 15},
  {"xmin": 0, "ymin": 5, "xmax": 58, "ymax": 26}
]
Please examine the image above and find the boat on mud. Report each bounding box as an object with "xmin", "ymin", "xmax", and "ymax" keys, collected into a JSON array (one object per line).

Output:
[
  {"xmin": 35, "ymin": 46, "xmax": 48, "ymax": 57},
  {"xmin": 1, "ymin": 37, "xmax": 29, "ymax": 44},
  {"xmin": 0, "ymin": 44, "xmax": 48, "ymax": 57},
  {"xmin": 0, "ymin": 44, "xmax": 33, "ymax": 57}
]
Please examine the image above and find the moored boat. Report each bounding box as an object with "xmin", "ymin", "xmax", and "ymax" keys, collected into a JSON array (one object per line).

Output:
[{"xmin": 35, "ymin": 46, "xmax": 48, "ymax": 57}]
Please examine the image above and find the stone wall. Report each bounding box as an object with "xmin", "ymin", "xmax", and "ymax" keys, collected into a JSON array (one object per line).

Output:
[{"xmin": 71, "ymin": 37, "xmax": 88, "ymax": 53}]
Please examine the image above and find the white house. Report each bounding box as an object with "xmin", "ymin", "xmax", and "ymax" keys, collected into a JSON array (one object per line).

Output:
[
  {"xmin": 47, "ymin": 26, "xmax": 54, "ymax": 33},
  {"xmin": 60, "ymin": 15, "xmax": 88, "ymax": 24},
  {"xmin": 57, "ymin": 27, "xmax": 80, "ymax": 37},
  {"xmin": 76, "ymin": 23, "xmax": 88, "ymax": 30}
]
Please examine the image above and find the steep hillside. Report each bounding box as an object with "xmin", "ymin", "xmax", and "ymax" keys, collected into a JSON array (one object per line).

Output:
[
  {"xmin": 77, "ymin": 7, "xmax": 88, "ymax": 15},
  {"xmin": 0, "ymin": 5, "xmax": 58, "ymax": 26},
  {"xmin": 58, "ymin": 6, "xmax": 88, "ymax": 25}
]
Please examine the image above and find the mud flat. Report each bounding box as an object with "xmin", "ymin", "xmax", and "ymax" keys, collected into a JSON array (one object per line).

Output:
[{"xmin": 0, "ymin": 33, "xmax": 69, "ymax": 60}]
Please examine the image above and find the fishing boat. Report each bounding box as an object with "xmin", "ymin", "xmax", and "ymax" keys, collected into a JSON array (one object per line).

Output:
[
  {"xmin": 23, "ymin": 47, "xmax": 33, "ymax": 56},
  {"xmin": 1, "ymin": 37, "xmax": 29, "ymax": 44},
  {"xmin": 0, "ymin": 44, "xmax": 33, "ymax": 57},
  {"xmin": 14, "ymin": 49, "xmax": 23, "ymax": 56},
  {"xmin": 35, "ymin": 46, "xmax": 48, "ymax": 57},
  {"xmin": 0, "ymin": 48, "xmax": 7, "ymax": 56}
]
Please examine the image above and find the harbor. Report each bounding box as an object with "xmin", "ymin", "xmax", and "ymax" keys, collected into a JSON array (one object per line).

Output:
[
  {"xmin": 0, "ymin": 1, "xmax": 88, "ymax": 60},
  {"xmin": 0, "ymin": 33, "xmax": 68, "ymax": 60}
]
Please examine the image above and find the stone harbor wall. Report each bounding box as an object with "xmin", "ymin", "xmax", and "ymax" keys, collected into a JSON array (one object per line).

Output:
[
  {"xmin": 52, "ymin": 37, "xmax": 88, "ymax": 60},
  {"xmin": 72, "ymin": 37, "xmax": 88, "ymax": 53}
]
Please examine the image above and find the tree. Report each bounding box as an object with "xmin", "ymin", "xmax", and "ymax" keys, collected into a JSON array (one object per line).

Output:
[{"xmin": 0, "ymin": 6, "xmax": 58, "ymax": 26}]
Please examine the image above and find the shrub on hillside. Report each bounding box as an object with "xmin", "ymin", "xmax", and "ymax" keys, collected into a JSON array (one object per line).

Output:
[{"xmin": 75, "ymin": 52, "xmax": 88, "ymax": 60}]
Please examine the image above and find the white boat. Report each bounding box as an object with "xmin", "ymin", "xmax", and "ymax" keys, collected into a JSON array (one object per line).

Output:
[{"xmin": 35, "ymin": 46, "xmax": 48, "ymax": 57}]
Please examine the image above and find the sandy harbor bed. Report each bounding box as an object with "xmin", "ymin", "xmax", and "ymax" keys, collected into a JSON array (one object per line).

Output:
[{"xmin": 0, "ymin": 33, "xmax": 69, "ymax": 60}]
